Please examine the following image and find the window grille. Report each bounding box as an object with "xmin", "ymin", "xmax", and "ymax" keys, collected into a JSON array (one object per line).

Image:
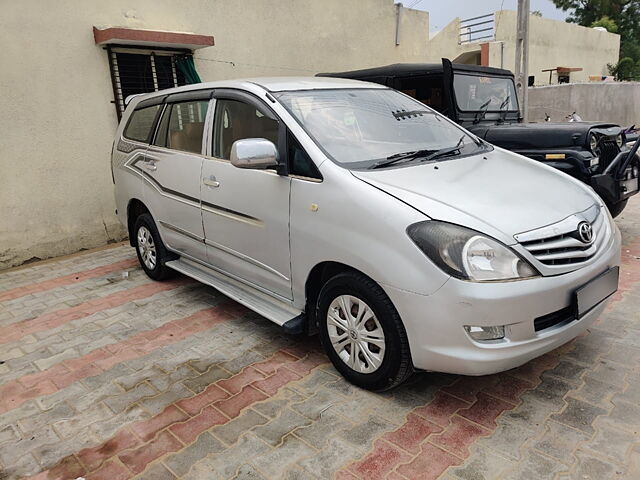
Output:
[{"xmin": 106, "ymin": 46, "xmax": 191, "ymax": 119}]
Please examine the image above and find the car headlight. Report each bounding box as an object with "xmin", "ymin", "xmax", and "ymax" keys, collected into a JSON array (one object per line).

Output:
[
  {"xmin": 407, "ymin": 221, "xmax": 539, "ymax": 282},
  {"xmin": 616, "ymin": 134, "xmax": 624, "ymax": 148},
  {"xmin": 589, "ymin": 134, "xmax": 599, "ymax": 153}
]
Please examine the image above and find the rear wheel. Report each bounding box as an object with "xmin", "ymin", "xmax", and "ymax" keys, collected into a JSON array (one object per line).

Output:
[
  {"xmin": 317, "ymin": 271, "xmax": 413, "ymax": 391},
  {"xmin": 134, "ymin": 214, "xmax": 175, "ymax": 280}
]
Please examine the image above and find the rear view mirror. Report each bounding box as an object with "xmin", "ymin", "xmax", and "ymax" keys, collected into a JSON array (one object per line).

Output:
[{"xmin": 230, "ymin": 138, "xmax": 279, "ymax": 169}]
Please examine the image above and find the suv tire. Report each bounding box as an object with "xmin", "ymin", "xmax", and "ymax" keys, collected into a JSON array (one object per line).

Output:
[
  {"xmin": 133, "ymin": 213, "xmax": 175, "ymax": 281},
  {"xmin": 317, "ymin": 271, "xmax": 413, "ymax": 391}
]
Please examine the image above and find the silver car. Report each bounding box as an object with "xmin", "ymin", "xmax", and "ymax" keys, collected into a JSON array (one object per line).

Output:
[{"xmin": 112, "ymin": 77, "xmax": 621, "ymax": 390}]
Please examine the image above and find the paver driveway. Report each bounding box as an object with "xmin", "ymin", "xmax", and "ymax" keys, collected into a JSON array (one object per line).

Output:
[{"xmin": 1, "ymin": 198, "xmax": 639, "ymax": 480}]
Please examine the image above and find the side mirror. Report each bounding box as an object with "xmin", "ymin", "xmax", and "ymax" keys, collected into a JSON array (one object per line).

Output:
[{"xmin": 230, "ymin": 138, "xmax": 279, "ymax": 170}]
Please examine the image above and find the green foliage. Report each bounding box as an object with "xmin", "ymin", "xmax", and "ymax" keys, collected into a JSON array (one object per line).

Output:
[
  {"xmin": 552, "ymin": 0, "xmax": 640, "ymax": 69},
  {"xmin": 608, "ymin": 57, "xmax": 639, "ymax": 80},
  {"xmin": 591, "ymin": 15, "xmax": 618, "ymax": 33}
]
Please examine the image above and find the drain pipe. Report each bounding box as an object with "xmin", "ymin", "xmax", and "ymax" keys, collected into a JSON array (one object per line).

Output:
[{"xmin": 396, "ymin": 3, "xmax": 403, "ymax": 46}]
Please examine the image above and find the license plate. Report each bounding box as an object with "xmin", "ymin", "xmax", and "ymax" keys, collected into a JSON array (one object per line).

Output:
[{"xmin": 574, "ymin": 267, "xmax": 619, "ymax": 318}]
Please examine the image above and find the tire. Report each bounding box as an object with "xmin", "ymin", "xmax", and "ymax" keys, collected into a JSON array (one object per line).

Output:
[
  {"xmin": 133, "ymin": 213, "xmax": 176, "ymax": 281},
  {"xmin": 316, "ymin": 271, "xmax": 413, "ymax": 391},
  {"xmin": 606, "ymin": 199, "xmax": 627, "ymax": 219}
]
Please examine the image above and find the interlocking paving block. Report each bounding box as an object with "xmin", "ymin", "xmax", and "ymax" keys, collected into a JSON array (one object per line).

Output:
[
  {"xmin": 532, "ymin": 420, "xmax": 590, "ymax": 464},
  {"xmin": 551, "ymin": 396, "xmax": 608, "ymax": 435}
]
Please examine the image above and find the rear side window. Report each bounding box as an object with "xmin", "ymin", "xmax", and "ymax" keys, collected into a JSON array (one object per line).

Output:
[
  {"xmin": 161, "ymin": 101, "xmax": 209, "ymax": 154},
  {"xmin": 123, "ymin": 105, "xmax": 162, "ymax": 143}
]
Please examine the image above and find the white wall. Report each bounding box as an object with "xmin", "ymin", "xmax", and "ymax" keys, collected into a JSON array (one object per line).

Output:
[
  {"xmin": 528, "ymin": 82, "xmax": 640, "ymax": 125},
  {"xmin": 0, "ymin": 0, "xmax": 429, "ymax": 269},
  {"xmin": 427, "ymin": 11, "xmax": 620, "ymax": 85}
]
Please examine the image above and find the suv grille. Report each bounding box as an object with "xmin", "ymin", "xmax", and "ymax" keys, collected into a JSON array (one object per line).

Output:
[
  {"xmin": 598, "ymin": 139, "xmax": 619, "ymax": 170},
  {"xmin": 519, "ymin": 209, "xmax": 608, "ymax": 266}
]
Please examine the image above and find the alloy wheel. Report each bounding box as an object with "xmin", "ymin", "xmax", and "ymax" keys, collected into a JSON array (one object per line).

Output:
[
  {"xmin": 137, "ymin": 226, "xmax": 157, "ymax": 270},
  {"xmin": 326, "ymin": 295, "xmax": 386, "ymax": 373}
]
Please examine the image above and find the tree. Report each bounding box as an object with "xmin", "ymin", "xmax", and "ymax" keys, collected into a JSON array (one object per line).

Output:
[
  {"xmin": 531, "ymin": 10, "xmax": 543, "ymax": 16},
  {"xmin": 552, "ymin": 0, "xmax": 640, "ymax": 79},
  {"xmin": 591, "ymin": 15, "xmax": 618, "ymax": 33}
]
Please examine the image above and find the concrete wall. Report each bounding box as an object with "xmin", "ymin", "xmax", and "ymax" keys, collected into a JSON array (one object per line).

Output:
[
  {"xmin": 494, "ymin": 10, "xmax": 620, "ymax": 85},
  {"xmin": 428, "ymin": 10, "xmax": 620, "ymax": 85},
  {"xmin": 528, "ymin": 82, "xmax": 640, "ymax": 125},
  {"xmin": 0, "ymin": 0, "xmax": 429, "ymax": 270}
]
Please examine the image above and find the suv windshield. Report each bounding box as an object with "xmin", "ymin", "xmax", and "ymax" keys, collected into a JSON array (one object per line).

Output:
[
  {"xmin": 274, "ymin": 88, "xmax": 487, "ymax": 169},
  {"xmin": 453, "ymin": 74, "xmax": 518, "ymax": 112}
]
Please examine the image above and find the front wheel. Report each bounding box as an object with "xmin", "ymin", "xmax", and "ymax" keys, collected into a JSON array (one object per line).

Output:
[
  {"xmin": 317, "ymin": 271, "xmax": 413, "ymax": 391},
  {"xmin": 606, "ymin": 199, "xmax": 628, "ymax": 219}
]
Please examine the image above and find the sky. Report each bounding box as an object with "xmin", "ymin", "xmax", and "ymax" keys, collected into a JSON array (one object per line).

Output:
[{"xmin": 399, "ymin": 0, "xmax": 569, "ymax": 32}]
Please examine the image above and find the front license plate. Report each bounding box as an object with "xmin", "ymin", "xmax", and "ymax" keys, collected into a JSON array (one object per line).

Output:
[{"xmin": 575, "ymin": 267, "xmax": 619, "ymax": 318}]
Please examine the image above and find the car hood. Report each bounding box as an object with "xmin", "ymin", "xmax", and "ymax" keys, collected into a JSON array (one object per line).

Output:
[
  {"xmin": 352, "ymin": 148, "xmax": 597, "ymax": 244},
  {"xmin": 467, "ymin": 122, "xmax": 621, "ymax": 150}
]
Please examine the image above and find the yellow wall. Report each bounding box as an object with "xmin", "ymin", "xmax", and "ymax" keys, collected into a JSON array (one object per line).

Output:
[{"xmin": 0, "ymin": 0, "xmax": 429, "ymax": 269}]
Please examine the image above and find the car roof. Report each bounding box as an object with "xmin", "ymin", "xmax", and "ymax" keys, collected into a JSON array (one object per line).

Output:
[
  {"xmin": 247, "ymin": 76, "xmax": 385, "ymax": 92},
  {"xmin": 128, "ymin": 76, "xmax": 385, "ymax": 106},
  {"xmin": 318, "ymin": 63, "xmax": 514, "ymax": 79}
]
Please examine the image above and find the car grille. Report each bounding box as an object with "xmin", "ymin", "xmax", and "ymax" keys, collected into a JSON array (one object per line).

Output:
[
  {"xmin": 519, "ymin": 208, "xmax": 608, "ymax": 266},
  {"xmin": 597, "ymin": 139, "xmax": 619, "ymax": 170}
]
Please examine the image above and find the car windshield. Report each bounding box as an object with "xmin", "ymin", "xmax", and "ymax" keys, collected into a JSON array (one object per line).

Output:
[
  {"xmin": 274, "ymin": 88, "xmax": 486, "ymax": 169},
  {"xmin": 453, "ymin": 74, "xmax": 518, "ymax": 112}
]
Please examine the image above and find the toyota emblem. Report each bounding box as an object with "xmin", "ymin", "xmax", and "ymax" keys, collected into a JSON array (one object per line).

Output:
[{"xmin": 577, "ymin": 222, "xmax": 593, "ymax": 244}]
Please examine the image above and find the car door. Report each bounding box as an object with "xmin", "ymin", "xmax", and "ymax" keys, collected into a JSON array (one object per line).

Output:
[
  {"xmin": 200, "ymin": 90, "xmax": 292, "ymax": 299},
  {"xmin": 142, "ymin": 92, "xmax": 211, "ymax": 261}
]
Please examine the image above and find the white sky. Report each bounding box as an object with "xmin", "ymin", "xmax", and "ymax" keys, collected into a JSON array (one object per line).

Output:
[{"xmin": 399, "ymin": 0, "xmax": 569, "ymax": 31}]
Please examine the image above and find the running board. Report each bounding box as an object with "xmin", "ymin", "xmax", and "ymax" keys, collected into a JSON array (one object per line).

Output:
[{"xmin": 165, "ymin": 258, "xmax": 303, "ymax": 328}]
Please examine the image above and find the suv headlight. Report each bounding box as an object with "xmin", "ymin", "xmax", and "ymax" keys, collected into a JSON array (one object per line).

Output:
[
  {"xmin": 589, "ymin": 134, "xmax": 599, "ymax": 153},
  {"xmin": 407, "ymin": 221, "xmax": 539, "ymax": 282},
  {"xmin": 616, "ymin": 134, "xmax": 624, "ymax": 148}
]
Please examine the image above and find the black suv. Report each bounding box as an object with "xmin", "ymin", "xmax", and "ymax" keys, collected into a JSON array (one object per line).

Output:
[{"xmin": 320, "ymin": 60, "xmax": 639, "ymax": 216}]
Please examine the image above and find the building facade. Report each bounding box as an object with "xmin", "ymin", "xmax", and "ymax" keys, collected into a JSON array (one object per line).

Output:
[
  {"xmin": 0, "ymin": 0, "xmax": 429, "ymax": 269},
  {"xmin": 428, "ymin": 10, "xmax": 620, "ymax": 85}
]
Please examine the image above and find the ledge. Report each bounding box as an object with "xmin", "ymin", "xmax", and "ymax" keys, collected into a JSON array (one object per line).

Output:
[{"xmin": 93, "ymin": 26, "xmax": 214, "ymax": 50}]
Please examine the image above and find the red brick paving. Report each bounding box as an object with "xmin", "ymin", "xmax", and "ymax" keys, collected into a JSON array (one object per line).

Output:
[
  {"xmin": 0, "ymin": 305, "xmax": 235, "ymax": 414},
  {"xmin": 0, "ymin": 277, "xmax": 191, "ymax": 344},
  {"xmin": 458, "ymin": 392, "xmax": 515, "ymax": 428},
  {"xmin": 169, "ymin": 405, "xmax": 228, "ymax": 443},
  {"xmin": 382, "ymin": 413, "xmax": 442, "ymax": 454},
  {"xmin": 430, "ymin": 415, "xmax": 490, "ymax": 458},
  {"xmin": 396, "ymin": 443, "xmax": 463, "ymax": 479},
  {"xmin": 412, "ymin": 392, "xmax": 470, "ymax": 427},
  {"xmin": 0, "ymin": 258, "xmax": 138, "ymax": 302},
  {"xmin": 27, "ymin": 349, "xmax": 325, "ymax": 479},
  {"xmin": 348, "ymin": 439, "xmax": 412, "ymax": 480}
]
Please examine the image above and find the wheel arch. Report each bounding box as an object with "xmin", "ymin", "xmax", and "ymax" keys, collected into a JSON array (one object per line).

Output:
[
  {"xmin": 304, "ymin": 261, "xmax": 381, "ymax": 335},
  {"xmin": 126, "ymin": 198, "xmax": 150, "ymax": 247}
]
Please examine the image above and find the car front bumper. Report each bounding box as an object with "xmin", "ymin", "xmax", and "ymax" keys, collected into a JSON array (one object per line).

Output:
[{"xmin": 383, "ymin": 225, "xmax": 621, "ymax": 376}]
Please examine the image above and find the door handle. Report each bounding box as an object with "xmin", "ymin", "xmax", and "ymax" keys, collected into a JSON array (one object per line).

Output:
[
  {"xmin": 142, "ymin": 160, "xmax": 157, "ymax": 171},
  {"xmin": 203, "ymin": 175, "xmax": 220, "ymax": 188}
]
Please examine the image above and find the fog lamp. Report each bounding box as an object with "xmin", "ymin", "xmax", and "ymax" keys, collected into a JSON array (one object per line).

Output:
[{"xmin": 464, "ymin": 325, "xmax": 505, "ymax": 341}]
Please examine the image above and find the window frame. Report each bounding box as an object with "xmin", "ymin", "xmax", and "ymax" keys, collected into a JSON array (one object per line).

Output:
[{"xmin": 209, "ymin": 89, "xmax": 288, "ymax": 175}]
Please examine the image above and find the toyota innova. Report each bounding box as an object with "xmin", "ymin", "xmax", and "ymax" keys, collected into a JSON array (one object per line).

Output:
[{"xmin": 112, "ymin": 77, "xmax": 621, "ymax": 390}]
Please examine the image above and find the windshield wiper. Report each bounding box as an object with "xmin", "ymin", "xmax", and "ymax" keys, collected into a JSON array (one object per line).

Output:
[
  {"xmin": 371, "ymin": 136, "xmax": 467, "ymax": 169},
  {"xmin": 498, "ymin": 94, "xmax": 511, "ymax": 123},
  {"xmin": 473, "ymin": 99, "xmax": 491, "ymax": 124},
  {"xmin": 370, "ymin": 149, "xmax": 438, "ymax": 169},
  {"xmin": 418, "ymin": 136, "xmax": 466, "ymax": 163}
]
